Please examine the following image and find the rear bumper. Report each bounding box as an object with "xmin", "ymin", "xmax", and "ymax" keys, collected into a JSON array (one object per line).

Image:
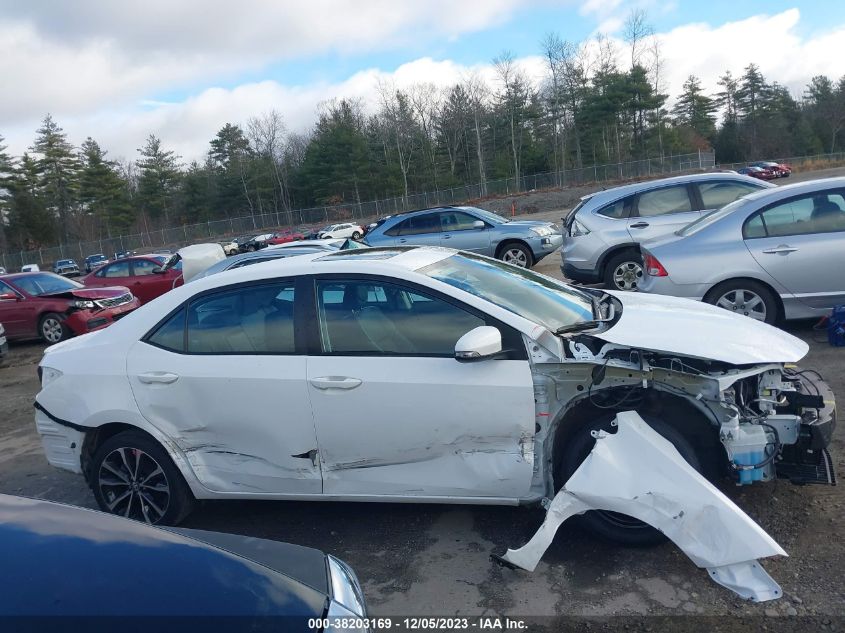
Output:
[
  {"xmin": 34, "ymin": 406, "xmax": 85, "ymax": 474},
  {"xmin": 561, "ymin": 263, "xmax": 602, "ymax": 284}
]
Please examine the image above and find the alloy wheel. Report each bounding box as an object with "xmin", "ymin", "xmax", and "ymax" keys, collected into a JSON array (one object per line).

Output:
[
  {"xmin": 503, "ymin": 248, "xmax": 529, "ymax": 267},
  {"xmin": 716, "ymin": 289, "xmax": 767, "ymax": 321},
  {"xmin": 98, "ymin": 447, "xmax": 171, "ymax": 523},
  {"xmin": 41, "ymin": 317, "xmax": 64, "ymax": 343},
  {"xmin": 612, "ymin": 261, "xmax": 643, "ymax": 291}
]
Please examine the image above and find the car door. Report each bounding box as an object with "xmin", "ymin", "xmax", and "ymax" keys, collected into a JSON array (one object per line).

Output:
[
  {"xmin": 306, "ymin": 276, "xmax": 535, "ymax": 499},
  {"xmin": 86, "ymin": 260, "xmax": 132, "ymax": 290},
  {"xmin": 628, "ymin": 184, "xmax": 703, "ymax": 244},
  {"xmin": 131, "ymin": 258, "xmax": 178, "ymax": 303},
  {"xmin": 743, "ymin": 189, "xmax": 845, "ymax": 310},
  {"xmin": 391, "ymin": 212, "xmax": 443, "ymax": 247},
  {"xmin": 438, "ymin": 210, "xmax": 491, "ymax": 253},
  {"xmin": 0, "ymin": 280, "xmax": 34, "ymax": 337},
  {"xmin": 127, "ymin": 278, "xmax": 322, "ymax": 494}
]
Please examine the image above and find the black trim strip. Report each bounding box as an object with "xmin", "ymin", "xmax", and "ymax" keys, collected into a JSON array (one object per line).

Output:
[{"xmin": 33, "ymin": 401, "xmax": 88, "ymax": 433}]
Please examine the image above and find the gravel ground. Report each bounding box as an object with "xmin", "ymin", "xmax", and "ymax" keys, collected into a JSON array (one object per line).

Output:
[{"xmin": 1, "ymin": 167, "xmax": 844, "ymax": 628}]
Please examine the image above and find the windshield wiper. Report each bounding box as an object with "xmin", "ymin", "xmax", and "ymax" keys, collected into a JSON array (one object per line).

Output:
[{"xmin": 555, "ymin": 302, "xmax": 615, "ymax": 335}]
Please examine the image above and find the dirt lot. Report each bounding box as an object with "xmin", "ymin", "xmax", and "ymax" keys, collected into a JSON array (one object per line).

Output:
[{"xmin": 1, "ymin": 169, "xmax": 844, "ymax": 625}]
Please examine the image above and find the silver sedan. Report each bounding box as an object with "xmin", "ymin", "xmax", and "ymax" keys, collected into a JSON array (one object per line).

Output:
[{"xmin": 639, "ymin": 177, "xmax": 845, "ymax": 324}]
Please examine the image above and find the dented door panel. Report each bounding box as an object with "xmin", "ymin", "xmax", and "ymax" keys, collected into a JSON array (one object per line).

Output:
[
  {"xmin": 127, "ymin": 341, "xmax": 322, "ymax": 494},
  {"xmin": 307, "ymin": 356, "xmax": 535, "ymax": 498}
]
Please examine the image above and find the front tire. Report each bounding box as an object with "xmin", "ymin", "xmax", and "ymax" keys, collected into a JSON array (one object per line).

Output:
[
  {"xmin": 39, "ymin": 313, "xmax": 69, "ymax": 344},
  {"xmin": 603, "ymin": 250, "xmax": 643, "ymax": 291},
  {"xmin": 352, "ymin": 231, "xmax": 362, "ymax": 239},
  {"xmin": 91, "ymin": 430, "xmax": 195, "ymax": 525},
  {"xmin": 704, "ymin": 279, "xmax": 778, "ymax": 324},
  {"xmin": 556, "ymin": 414, "xmax": 701, "ymax": 546},
  {"xmin": 498, "ymin": 242, "xmax": 533, "ymax": 268}
]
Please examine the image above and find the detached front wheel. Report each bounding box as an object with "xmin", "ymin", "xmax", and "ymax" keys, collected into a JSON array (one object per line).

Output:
[
  {"xmin": 556, "ymin": 414, "xmax": 701, "ymax": 546},
  {"xmin": 91, "ymin": 430, "xmax": 195, "ymax": 525}
]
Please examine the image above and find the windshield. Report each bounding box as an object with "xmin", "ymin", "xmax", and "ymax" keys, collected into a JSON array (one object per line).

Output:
[
  {"xmin": 56, "ymin": 260, "xmax": 74, "ymax": 266},
  {"xmin": 13, "ymin": 273, "xmax": 83, "ymax": 296},
  {"xmin": 419, "ymin": 253, "xmax": 594, "ymax": 332},
  {"xmin": 467, "ymin": 208, "xmax": 509, "ymax": 225},
  {"xmin": 677, "ymin": 197, "xmax": 750, "ymax": 237}
]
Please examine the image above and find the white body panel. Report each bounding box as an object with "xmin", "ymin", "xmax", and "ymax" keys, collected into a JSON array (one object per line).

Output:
[
  {"xmin": 127, "ymin": 341, "xmax": 322, "ymax": 494},
  {"xmin": 307, "ymin": 356, "xmax": 535, "ymax": 497},
  {"xmin": 597, "ymin": 290, "xmax": 808, "ymax": 364}
]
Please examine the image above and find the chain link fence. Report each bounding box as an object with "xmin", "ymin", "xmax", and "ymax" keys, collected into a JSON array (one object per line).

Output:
[{"xmin": 1, "ymin": 151, "xmax": 717, "ymax": 271}]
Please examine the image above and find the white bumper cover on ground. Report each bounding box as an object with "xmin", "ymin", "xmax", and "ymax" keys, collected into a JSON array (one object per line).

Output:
[{"xmin": 500, "ymin": 411, "xmax": 787, "ymax": 602}]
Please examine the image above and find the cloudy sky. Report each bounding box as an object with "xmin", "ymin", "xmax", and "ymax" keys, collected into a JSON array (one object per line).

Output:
[{"xmin": 2, "ymin": 0, "xmax": 844, "ymax": 162}]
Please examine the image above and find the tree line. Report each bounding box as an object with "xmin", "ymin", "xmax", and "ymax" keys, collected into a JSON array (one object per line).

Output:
[{"xmin": 1, "ymin": 11, "xmax": 844, "ymax": 253}]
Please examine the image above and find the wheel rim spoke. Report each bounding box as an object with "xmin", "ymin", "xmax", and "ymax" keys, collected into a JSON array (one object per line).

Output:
[
  {"xmin": 102, "ymin": 461, "xmax": 130, "ymax": 483},
  {"xmin": 106, "ymin": 488, "xmax": 132, "ymax": 511}
]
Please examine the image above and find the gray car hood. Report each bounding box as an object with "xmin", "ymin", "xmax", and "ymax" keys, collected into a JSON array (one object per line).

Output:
[{"xmin": 595, "ymin": 291, "xmax": 808, "ymax": 365}]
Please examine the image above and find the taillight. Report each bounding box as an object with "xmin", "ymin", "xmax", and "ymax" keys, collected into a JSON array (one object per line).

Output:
[{"xmin": 643, "ymin": 252, "xmax": 668, "ymax": 277}]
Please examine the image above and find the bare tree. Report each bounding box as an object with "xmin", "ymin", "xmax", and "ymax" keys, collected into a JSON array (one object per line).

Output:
[
  {"xmin": 462, "ymin": 73, "xmax": 489, "ymax": 196},
  {"xmin": 493, "ymin": 50, "xmax": 528, "ymax": 191},
  {"xmin": 623, "ymin": 9, "xmax": 653, "ymax": 70},
  {"xmin": 408, "ymin": 83, "xmax": 442, "ymax": 191},
  {"xmin": 377, "ymin": 80, "xmax": 418, "ymax": 204},
  {"xmin": 247, "ymin": 110, "xmax": 291, "ymax": 218}
]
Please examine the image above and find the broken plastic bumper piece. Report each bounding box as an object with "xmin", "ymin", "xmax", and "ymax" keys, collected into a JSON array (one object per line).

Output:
[{"xmin": 498, "ymin": 411, "xmax": 787, "ymax": 602}]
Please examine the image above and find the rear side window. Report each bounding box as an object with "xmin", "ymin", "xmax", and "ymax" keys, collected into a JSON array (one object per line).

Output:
[
  {"xmin": 186, "ymin": 282, "xmax": 297, "ymax": 354},
  {"xmin": 698, "ymin": 181, "xmax": 761, "ymax": 209},
  {"xmin": 596, "ymin": 198, "xmax": 629, "ymax": 219},
  {"xmin": 635, "ymin": 186, "xmax": 693, "ymax": 217},
  {"xmin": 147, "ymin": 308, "xmax": 186, "ymax": 352},
  {"xmin": 386, "ymin": 213, "xmax": 441, "ymax": 236}
]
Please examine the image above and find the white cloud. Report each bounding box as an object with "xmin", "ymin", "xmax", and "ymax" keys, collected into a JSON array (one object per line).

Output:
[{"xmin": 2, "ymin": 6, "xmax": 844, "ymax": 162}]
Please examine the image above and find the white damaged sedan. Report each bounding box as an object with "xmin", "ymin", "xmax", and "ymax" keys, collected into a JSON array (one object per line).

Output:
[{"xmin": 35, "ymin": 247, "xmax": 835, "ymax": 543}]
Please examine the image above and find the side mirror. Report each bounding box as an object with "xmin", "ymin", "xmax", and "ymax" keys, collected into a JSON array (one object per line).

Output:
[
  {"xmin": 455, "ymin": 326, "xmax": 502, "ymax": 362},
  {"xmin": 151, "ymin": 266, "xmax": 165, "ymax": 274},
  {"xmin": 473, "ymin": 220, "xmax": 486, "ymax": 229},
  {"xmin": 0, "ymin": 292, "xmax": 19, "ymax": 302}
]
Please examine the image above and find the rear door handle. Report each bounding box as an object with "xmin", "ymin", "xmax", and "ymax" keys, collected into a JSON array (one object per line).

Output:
[
  {"xmin": 138, "ymin": 372, "xmax": 179, "ymax": 384},
  {"xmin": 442, "ymin": 234, "xmax": 451, "ymax": 239},
  {"xmin": 398, "ymin": 238, "xmax": 407, "ymax": 243},
  {"xmin": 629, "ymin": 222, "xmax": 650, "ymax": 229},
  {"xmin": 310, "ymin": 376, "xmax": 362, "ymax": 390},
  {"xmin": 762, "ymin": 245, "xmax": 798, "ymax": 255}
]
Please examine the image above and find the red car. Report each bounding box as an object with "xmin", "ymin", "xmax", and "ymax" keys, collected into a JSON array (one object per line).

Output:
[
  {"xmin": 266, "ymin": 229, "xmax": 306, "ymax": 245},
  {"xmin": 751, "ymin": 161, "xmax": 791, "ymax": 177},
  {"xmin": 0, "ymin": 272, "xmax": 140, "ymax": 344},
  {"xmin": 737, "ymin": 166, "xmax": 777, "ymax": 180},
  {"xmin": 81, "ymin": 255, "xmax": 183, "ymax": 304}
]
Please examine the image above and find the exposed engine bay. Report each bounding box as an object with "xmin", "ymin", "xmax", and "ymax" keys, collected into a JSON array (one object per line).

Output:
[{"xmin": 525, "ymin": 329, "xmax": 837, "ymax": 502}]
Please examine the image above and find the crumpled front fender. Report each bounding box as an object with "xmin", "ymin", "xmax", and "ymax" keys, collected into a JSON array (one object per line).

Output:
[{"xmin": 498, "ymin": 411, "xmax": 787, "ymax": 602}]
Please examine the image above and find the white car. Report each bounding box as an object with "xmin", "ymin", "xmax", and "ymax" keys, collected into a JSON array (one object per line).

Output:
[
  {"xmin": 318, "ymin": 223, "xmax": 364, "ymax": 239},
  {"xmin": 21, "ymin": 264, "xmax": 40, "ymax": 272},
  {"xmin": 34, "ymin": 247, "xmax": 835, "ymax": 544}
]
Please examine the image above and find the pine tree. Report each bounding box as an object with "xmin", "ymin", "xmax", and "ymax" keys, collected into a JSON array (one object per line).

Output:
[
  {"xmin": 31, "ymin": 114, "xmax": 80, "ymax": 242},
  {"xmin": 136, "ymin": 135, "xmax": 181, "ymax": 225},
  {"xmin": 79, "ymin": 138, "xmax": 133, "ymax": 235},
  {"xmin": 672, "ymin": 75, "xmax": 717, "ymax": 140}
]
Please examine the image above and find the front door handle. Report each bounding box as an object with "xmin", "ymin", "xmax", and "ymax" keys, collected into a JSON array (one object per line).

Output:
[
  {"xmin": 442, "ymin": 234, "xmax": 451, "ymax": 239},
  {"xmin": 398, "ymin": 238, "xmax": 407, "ymax": 243},
  {"xmin": 138, "ymin": 372, "xmax": 179, "ymax": 384},
  {"xmin": 629, "ymin": 222, "xmax": 650, "ymax": 229},
  {"xmin": 762, "ymin": 245, "xmax": 798, "ymax": 255},
  {"xmin": 310, "ymin": 376, "xmax": 362, "ymax": 390}
]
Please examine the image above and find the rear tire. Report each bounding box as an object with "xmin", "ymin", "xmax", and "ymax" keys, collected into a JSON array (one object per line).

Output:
[
  {"xmin": 352, "ymin": 231, "xmax": 362, "ymax": 239},
  {"xmin": 91, "ymin": 430, "xmax": 195, "ymax": 525},
  {"xmin": 704, "ymin": 279, "xmax": 778, "ymax": 325},
  {"xmin": 556, "ymin": 414, "xmax": 702, "ymax": 546},
  {"xmin": 603, "ymin": 250, "xmax": 643, "ymax": 291},
  {"xmin": 39, "ymin": 313, "xmax": 69, "ymax": 344}
]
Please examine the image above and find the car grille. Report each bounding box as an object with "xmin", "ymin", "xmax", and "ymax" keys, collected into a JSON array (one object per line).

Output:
[{"xmin": 94, "ymin": 292, "xmax": 134, "ymax": 309}]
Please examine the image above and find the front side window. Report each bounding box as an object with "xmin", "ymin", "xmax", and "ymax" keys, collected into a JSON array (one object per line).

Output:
[
  {"xmin": 132, "ymin": 259, "xmax": 160, "ymax": 276},
  {"xmin": 744, "ymin": 191, "xmax": 845, "ymax": 239},
  {"xmin": 184, "ymin": 282, "xmax": 296, "ymax": 354},
  {"xmin": 635, "ymin": 186, "xmax": 693, "ymax": 217},
  {"xmin": 698, "ymin": 181, "xmax": 761, "ymax": 209},
  {"xmin": 98, "ymin": 261, "xmax": 130, "ymax": 278},
  {"xmin": 316, "ymin": 279, "xmax": 483, "ymax": 355},
  {"xmin": 440, "ymin": 210, "xmax": 483, "ymax": 231}
]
